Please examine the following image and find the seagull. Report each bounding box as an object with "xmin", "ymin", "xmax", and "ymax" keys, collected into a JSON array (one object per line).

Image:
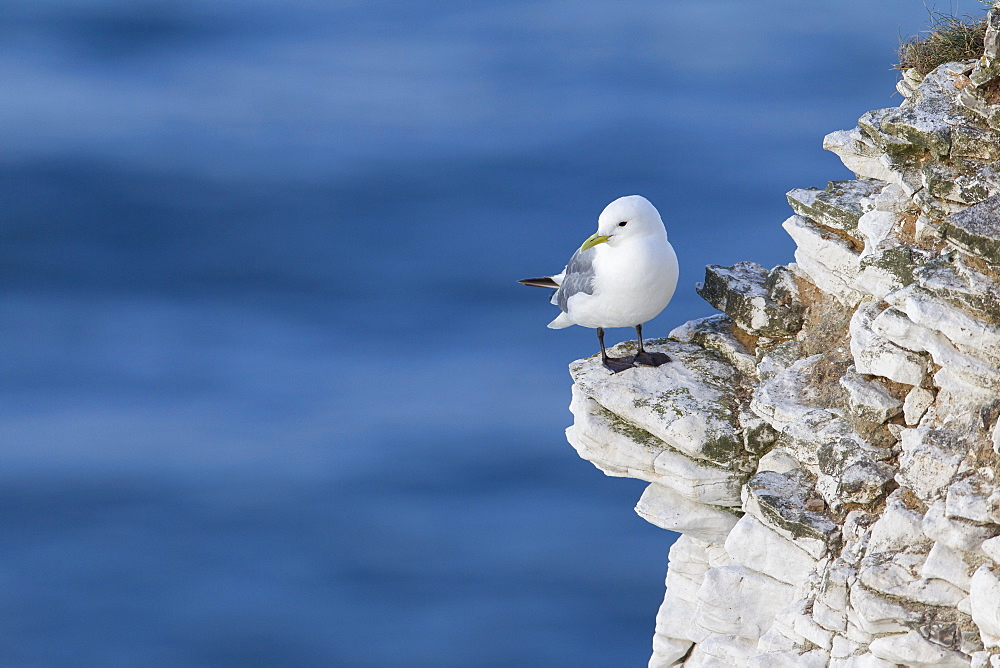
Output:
[{"xmin": 519, "ymin": 195, "xmax": 679, "ymax": 373}]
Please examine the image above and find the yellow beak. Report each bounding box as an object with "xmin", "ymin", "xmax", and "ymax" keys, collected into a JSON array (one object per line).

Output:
[{"xmin": 580, "ymin": 233, "xmax": 611, "ymax": 251}]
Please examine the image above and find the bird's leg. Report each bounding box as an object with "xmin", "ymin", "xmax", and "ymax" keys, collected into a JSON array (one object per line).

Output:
[
  {"xmin": 598, "ymin": 327, "xmax": 635, "ymax": 373},
  {"xmin": 632, "ymin": 323, "xmax": 671, "ymax": 366}
]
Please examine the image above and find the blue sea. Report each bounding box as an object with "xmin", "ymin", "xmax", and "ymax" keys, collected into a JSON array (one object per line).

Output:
[{"xmin": 1, "ymin": 1, "xmax": 985, "ymax": 665}]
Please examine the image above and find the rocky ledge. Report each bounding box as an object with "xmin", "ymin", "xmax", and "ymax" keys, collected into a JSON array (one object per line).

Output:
[{"xmin": 565, "ymin": 9, "xmax": 1000, "ymax": 668}]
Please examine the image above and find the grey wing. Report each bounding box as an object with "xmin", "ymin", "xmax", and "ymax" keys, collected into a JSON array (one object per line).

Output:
[{"xmin": 554, "ymin": 248, "xmax": 596, "ymax": 311}]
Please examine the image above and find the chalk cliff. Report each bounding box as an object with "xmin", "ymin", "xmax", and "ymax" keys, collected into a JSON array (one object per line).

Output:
[{"xmin": 566, "ymin": 9, "xmax": 1000, "ymax": 667}]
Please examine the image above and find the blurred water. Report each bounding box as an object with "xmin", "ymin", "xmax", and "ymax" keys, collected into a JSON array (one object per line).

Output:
[{"xmin": 1, "ymin": 1, "xmax": 986, "ymax": 665}]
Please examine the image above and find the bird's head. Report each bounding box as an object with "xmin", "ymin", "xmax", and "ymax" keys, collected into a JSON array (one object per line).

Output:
[{"xmin": 580, "ymin": 195, "xmax": 667, "ymax": 251}]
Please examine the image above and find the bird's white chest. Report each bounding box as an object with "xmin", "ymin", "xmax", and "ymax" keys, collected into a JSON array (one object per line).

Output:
[{"xmin": 567, "ymin": 238, "xmax": 678, "ymax": 328}]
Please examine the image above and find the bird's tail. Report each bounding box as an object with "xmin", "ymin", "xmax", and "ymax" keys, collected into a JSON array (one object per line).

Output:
[
  {"xmin": 547, "ymin": 312, "xmax": 574, "ymax": 329},
  {"xmin": 518, "ymin": 277, "xmax": 559, "ymax": 288}
]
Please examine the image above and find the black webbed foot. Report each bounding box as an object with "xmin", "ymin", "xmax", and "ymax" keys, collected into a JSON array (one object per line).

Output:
[
  {"xmin": 596, "ymin": 327, "xmax": 636, "ymax": 373},
  {"xmin": 632, "ymin": 351, "xmax": 671, "ymax": 367},
  {"xmin": 602, "ymin": 356, "xmax": 636, "ymax": 374}
]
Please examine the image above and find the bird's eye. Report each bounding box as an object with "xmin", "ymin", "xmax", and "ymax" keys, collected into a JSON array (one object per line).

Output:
[{"xmin": 618, "ymin": 221, "xmax": 628, "ymax": 227}]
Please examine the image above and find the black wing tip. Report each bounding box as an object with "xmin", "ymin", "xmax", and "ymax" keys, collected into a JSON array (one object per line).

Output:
[{"xmin": 518, "ymin": 277, "xmax": 559, "ymax": 288}]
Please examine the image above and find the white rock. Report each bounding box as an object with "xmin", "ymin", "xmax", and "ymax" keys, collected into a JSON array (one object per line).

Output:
[
  {"xmin": 739, "ymin": 410, "xmax": 781, "ymax": 456},
  {"xmin": 831, "ymin": 634, "xmax": 862, "ymax": 659},
  {"xmin": 823, "ymin": 129, "xmax": 899, "ymax": 183},
  {"xmin": 844, "ymin": 617, "xmax": 876, "ymax": 645},
  {"xmin": 819, "ymin": 560, "xmax": 854, "ymax": 614},
  {"xmin": 669, "ymin": 314, "xmax": 758, "ymax": 378},
  {"xmin": 856, "ymin": 260, "xmax": 910, "ymax": 302},
  {"xmin": 903, "ymin": 386, "xmax": 935, "ymax": 425},
  {"xmin": 742, "ymin": 470, "xmax": 840, "ymax": 560},
  {"xmin": 921, "ymin": 541, "xmax": 975, "ymax": 591},
  {"xmin": 859, "ymin": 548, "xmax": 966, "ymax": 606},
  {"xmin": 897, "ymin": 429, "xmax": 965, "ymax": 503},
  {"xmin": 983, "ymin": 536, "xmax": 1000, "ymax": 565},
  {"xmin": 751, "ymin": 354, "xmax": 827, "ymax": 430},
  {"xmin": 843, "ymin": 509, "xmax": 876, "ymax": 545},
  {"xmin": 849, "ymin": 583, "xmax": 920, "ymax": 634},
  {"xmin": 561, "ymin": 99, "xmax": 1000, "ymax": 665},
  {"xmin": 652, "ymin": 601, "xmax": 700, "ymax": 653},
  {"xmin": 702, "ymin": 539, "xmax": 735, "ymax": 569},
  {"xmin": 971, "ymin": 565, "xmax": 1000, "ymax": 650},
  {"xmin": 971, "ymin": 651, "xmax": 1000, "ymax": 668},
  {"xmin": 756, "ymin": 625, "xmax": 801, "ymax": 654},
  {"xmin": 901, "ymin": 67, "xmax": 924, "ymax": 89},
  {"xmin": 829, "ymin": 652, "xmax": 898, "ymax": 668},
  {"xmin": 752, "ymin": 360, "xmax": 877, "ymax": 477},
  {"xmin": 756, "ymin": 447, "xmax": 800, "ymax": 474},
  {"xmin": 869, "ymin": 630, "xmax": 971, "ymax": 667},
  {"xmin": 685, "ymin": 635, "xmax": 757, "ymax": 667},
  {"xmin": 867, "ymin": 491, "xmax": 929, "ymax": 554},
  {"xmin": 947, "ymin": 471, "xmax": 1000, "ymax": 525},
  {"xmin": 872, "ymin": 302, "xmax": 1000, "ymax": 392},
  {"xmin": 915, "ymin": 212, "xmax": 941, "ymax": 244},
  {"xmin": 780, "ymin": 410, "xmax": 849, "ymax": 470},
  {"xmin": 750, "ymin": 649, "xmax": 829, "ymax": 667},
  {"xmin": 782, "ymin": 602, "xmax": 833, "ymax": 650},
  {"xmin": 895, "ymin": 284, "xmax": 1000, "ymax": 367},
  {"xmin": 766, "ymin": 603, "xmax": 812, "ymax": 649},
  {"xmin": 782, "ymin": 215, "xmax": 865, "ymax": 305},
  {"xmin": 994, "ymin": 417, "xmax": 1000, "ymax": 455},
  {"xmin": 871, "ymin": 183, "xmax": 909, "ymax": 212},
  {"xmin": 924, "ymin": 500, "xmax": 998, "ymax": 553},
  {"xmin": 649, "ymin": 635, "xmax": 692, "ymax": 668},
  {"xmin": 635, "ymin": 483, "xmax": 740, "ymax": 544},
  {"xmin": 857, "ymin": 210, "xmax": 900, "ymax": 254},
  {"xmin": 724, "ymin": 515, "xmax": 818, "ymax": 586},
  {"xmin": 813, "ymin": 599, "xmax": 847, "ymax": 633},
  {"xmin": 694, "ymin": 565, "xmax": 794, "ymax": 638},
  {"xmin": 665, "ymin": 536, "xmax": 710, "ymax": 596},
  {"xmin": 569, "ymin": 341, "xmax": 746, "ymax": 467},
  {"xmin": 934, "ymin": 365, "xmax": 1000, "ymax": 404},
  {"xmin": 850, "ymin": 300, "xmax": 930, "ymax": 385},
  {"xmin": 897, "ymin": 78, "xmax": 917, "ymax": 98},
  {"xmin": 868, "ymin": 490, "xmax": 927, "ymax": 554},
  {"xmin": 655, "ymin": 536, "xmax": 710, "ymax": 643},
  {"xmin": 816, "ymin": 440, "xmax": 896, "ymax": 509},
  {"xmin": 839, "ymin": 367, "xmax": 903, "ymax": 423},
  {"xmin": 567, "ymin": 388, "xmax": 744, "ymax": 506},
  {"xmin": 756, "ymin": 340, "xmax": 803, "ymax": 381}
]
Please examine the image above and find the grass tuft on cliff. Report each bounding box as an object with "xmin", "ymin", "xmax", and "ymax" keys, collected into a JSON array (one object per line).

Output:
[{"xmin": 896, "ymin": 4, "xmax": 991, "ymax": 75}]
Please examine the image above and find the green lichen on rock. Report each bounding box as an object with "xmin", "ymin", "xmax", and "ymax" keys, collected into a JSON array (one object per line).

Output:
[
  {"xmin": 941, "ymin": 192, "xmax": 1000, "ymax": 262},
  {"xmin": 863, "ymin": 64, "xmax": 979, "ymax": 163},
  {"xmin": 739, "ymin": 410, "xmax": 779, "ymax": 456},
  {"xmin": 858, "ymin": 107, "xmax": 928, "ymax": 159},
  {"xmin": 569, "ymin": 339, "xmax": 750, "ymax": 470},
  {"xmin": 745, "ymin": 470, "xmax": 841, "ymax": 557},
  {"xmin": 670, "ymin": 314, "xmax": 758, "ymax": 377},
  {"xmin": 650, "ymin": 388, "xmax": 690, "ymax": 419},
  {"xmin": 915, "ymin": 254, "xmax": 1000, "ymax": 325},
  {"xmin": 950, "ymin": 122, "xmax": 1000, "ymax": 161},
  {"xmin": 787, "ymin": 179, "xmax": 885, "ymax": 234},
  {"xmin": 859, "ymin": 245, "xmax": 931, "ymax": 291},
  {"xmin": 922, "ymin": 159, "xmax": 1000, "ymax": 204},
  {"xmin": 594, "ymin": 402, "xmax": 667, "ymax": 451},
  {"xmin": 696, "ymin": 262, "xmax": 804, "ymax": 337}
]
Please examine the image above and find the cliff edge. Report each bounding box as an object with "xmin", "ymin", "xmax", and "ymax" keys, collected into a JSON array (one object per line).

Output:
[{"xmin": 567, "ymin": 9, "xmax": 1000, "ymax": 668}]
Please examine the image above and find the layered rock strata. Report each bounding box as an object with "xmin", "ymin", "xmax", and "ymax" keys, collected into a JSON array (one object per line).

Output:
[{"xmin": 566, "ymin": 12, "xmax": 1000, "ymax": 667}]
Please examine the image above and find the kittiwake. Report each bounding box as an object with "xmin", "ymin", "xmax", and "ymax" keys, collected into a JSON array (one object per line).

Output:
[{"xmin": 519, "ymin": 195, "xmax": 679, "ymax": 373}]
